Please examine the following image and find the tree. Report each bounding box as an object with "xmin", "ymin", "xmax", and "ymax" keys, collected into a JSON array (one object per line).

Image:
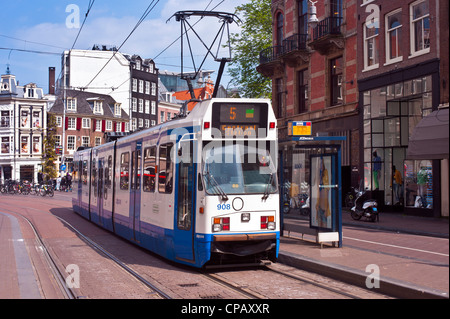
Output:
[
  {"xmin": 228, "ymin": 0, "xmax": 272, "ymax": 98},
  {"xmin": 42, "ymin": 113, "xmax": 58, "ymax": 181}
]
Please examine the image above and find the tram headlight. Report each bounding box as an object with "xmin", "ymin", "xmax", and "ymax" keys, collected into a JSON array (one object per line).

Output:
[{"xmin": 241, "ymin": 213, "xmax": 250, "ymax": 222}]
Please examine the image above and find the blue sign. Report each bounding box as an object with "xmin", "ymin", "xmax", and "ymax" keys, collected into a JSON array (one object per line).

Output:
[{"xmin": 60, "ymin": 164, "xmax": 67, "ymax": 171}]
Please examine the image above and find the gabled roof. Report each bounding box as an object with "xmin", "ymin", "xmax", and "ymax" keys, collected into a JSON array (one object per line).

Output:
[{"xmin": 49, "ymin": 89, "xmax": 128, "ymax": 121}]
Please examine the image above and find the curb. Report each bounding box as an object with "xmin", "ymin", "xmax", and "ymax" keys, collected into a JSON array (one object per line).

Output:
[{"xmin": 278, "ymin": 250, "xmax": 449, "ymax": 299}]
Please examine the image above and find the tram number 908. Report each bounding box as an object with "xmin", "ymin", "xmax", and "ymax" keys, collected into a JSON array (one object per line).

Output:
[{"xmin": 217, "ymin": 204, "xmax": 231, "ymax": 211}]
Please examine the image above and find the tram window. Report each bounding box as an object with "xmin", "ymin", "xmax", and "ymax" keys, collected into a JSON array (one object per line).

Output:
[
  {"xmin": 158, "ymin": 143, "xmax": 174, "ymax": 194},
  {"xmin": 92, "ymin": 161, "xmax": 97, "ymax": 197},
  {"xmin": 120, "ymin": 152, "xmax": 130, "ymax": 190},
  {"xmin": 82, "ymin": 160, "xmax": 88, "ymax": 185},
  {"xmin": 143, "ymin": 146, "xmax": 156, "ymax": 192},
  {"xmin": 105, "ymin": 155, "xmax": 112, "ymax": 189}
]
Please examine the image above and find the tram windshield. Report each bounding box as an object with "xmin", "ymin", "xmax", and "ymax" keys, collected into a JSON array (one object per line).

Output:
[{"xmin": 202, "ymin": 142, "xmax": 277, "ymax": 196}]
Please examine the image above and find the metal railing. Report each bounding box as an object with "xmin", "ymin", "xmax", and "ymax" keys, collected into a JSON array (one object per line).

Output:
[{"xmin": 312, "ymin": 16, "xmax": 343, "ymax": 41}]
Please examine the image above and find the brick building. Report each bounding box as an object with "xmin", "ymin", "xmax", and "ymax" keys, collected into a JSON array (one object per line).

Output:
[
  {"xmin": 48, "ymin": 89, "xmax": 129, "ymax": 174},
  {"xmin": 257, "ymin": 0, "xmax": 359, "ymax": 198},
  {"xmin": 357, "ymin": 0, "xmax": 449, "ymax": 217}
]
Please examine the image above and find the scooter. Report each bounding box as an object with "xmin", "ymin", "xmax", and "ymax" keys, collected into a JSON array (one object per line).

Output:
[{"xmin": 350, "ymin": 189, "xmax": 379, "ymax": 222}]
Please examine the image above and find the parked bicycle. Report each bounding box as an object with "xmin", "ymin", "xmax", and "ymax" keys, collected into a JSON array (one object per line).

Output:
[{"xmin": 39, "ymin": 183, "xmax": 55, "ymax": 197}]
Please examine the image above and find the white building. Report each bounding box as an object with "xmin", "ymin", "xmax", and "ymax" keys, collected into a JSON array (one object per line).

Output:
[
  {"xmin": 60, "ymin": 47, "xmax": 131, "ymax": 116},
  {"xmin": 0, "ymin": 70, "xmax": 48, "ymax": 182}
]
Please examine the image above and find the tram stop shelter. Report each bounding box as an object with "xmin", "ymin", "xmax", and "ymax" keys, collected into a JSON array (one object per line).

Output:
[{"xmin": 279, "ymin": 121, "xmax": 345, "ymax": 248}]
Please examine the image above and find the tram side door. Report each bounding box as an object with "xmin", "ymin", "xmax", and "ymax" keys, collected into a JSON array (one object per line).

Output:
[
  {"xmin": 130, "ymin": 141, "xmax": 142, "ymax": 243},
  {"xmin": 174, "ymin": 140, "xmax": 196, "ymax": 262},
  {"xmin": 97, "ymin": 158, "xmax": 105, "ymax": 227}
]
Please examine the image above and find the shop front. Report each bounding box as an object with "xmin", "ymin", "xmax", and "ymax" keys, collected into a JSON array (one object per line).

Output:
[{"xmin": 358, "ymin": 60, "xmax": 446, "ymax": 217}]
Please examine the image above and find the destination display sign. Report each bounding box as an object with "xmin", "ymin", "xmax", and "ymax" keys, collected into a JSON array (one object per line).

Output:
[{"xmin": 212, "ymin": 102, "xmax": 268, "ymax": 138}]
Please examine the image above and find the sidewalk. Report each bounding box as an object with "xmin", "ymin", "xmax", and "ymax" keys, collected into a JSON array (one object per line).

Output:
[{"xmin": 279, "ymin": 210, "xmax": 449, "ymax": 299}]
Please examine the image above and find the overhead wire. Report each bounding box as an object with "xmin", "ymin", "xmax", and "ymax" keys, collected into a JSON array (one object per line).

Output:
[{"xmin": 83, "ymin": 0, "xmax": 160, "ymax": 90}]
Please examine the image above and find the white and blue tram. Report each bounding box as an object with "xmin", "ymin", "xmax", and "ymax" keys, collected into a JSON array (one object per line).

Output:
[{"xmin": 72, "ymin": 98, "xmax": 279, "ymax": 268}]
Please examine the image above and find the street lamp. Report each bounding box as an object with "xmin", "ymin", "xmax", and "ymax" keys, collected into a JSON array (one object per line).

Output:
[{"xmin": 308, "ymin": 0, "xmax": 319, "ymax": 29}]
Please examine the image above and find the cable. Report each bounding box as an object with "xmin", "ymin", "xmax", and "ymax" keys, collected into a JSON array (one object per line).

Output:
[{"xmin": 83, "ymin": 0, "xmax": 160, "ymax": 89}]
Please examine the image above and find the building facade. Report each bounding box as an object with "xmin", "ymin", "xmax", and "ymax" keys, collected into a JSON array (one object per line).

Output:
[
  {"xmin": 127, "ymin": 55, "xmax": 159, "ymax": 130},
  {"xmin": 60, "ymin": 46, "xmax": 160, "ymax": 132},
  {"xmin": 48, "ymin": 89, "xmax": 129, "ymax": 174},
  {"xmin": 357, "ymin": 0, "xmax": 449, "ymax": 217},
  {"xmin": 0, "ymin": 72, "xmax": 48, "ymax": 183},
  {"xmin": 257, "ymin": 0, "xmax": 359, "ymax": 202}
]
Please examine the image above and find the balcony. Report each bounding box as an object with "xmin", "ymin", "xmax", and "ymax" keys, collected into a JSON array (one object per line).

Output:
[
  {"xmin": 257, "ymin": 34, "xmax": 309, "ymax": 77},
  {"xmin": 257, "ymin": 45, "xmax": 283, "ymax": 77},
  {"xmin": 281, "ymin": 33, "xmax": 309, "ymax": 67},
  {"xmin": 309, "ymin": 17, "xmax": 344, "ymax": 55}
]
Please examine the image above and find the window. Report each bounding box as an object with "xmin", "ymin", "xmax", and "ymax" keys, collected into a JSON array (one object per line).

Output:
[
  {"xmin": 67, "ymin": 98, "xmax": 77, "ymax": 111},
  {"xmin": 132, "ymin": 78, "xmax": 137, "ymax": 92},
  {"xmin": 410, "ymin": 0, "xmax": 430, "ymax": 56},
  {"xmin": 106, "ymin": 120, "xmax": 112, "ymax": 131},
  {"xmin": 95, "ymin": 120, "xmax": 101, "ymax": 132},
  {"xmin": 330, "ymin": 57, "xmax": 343, "ymax": 106},
  {"xmin": 139, "ymin": 118, "xmax": 144, "ymax": 128},
  {"xmin": 364, "ymin": 20, "xmax": 379, "ymax": 70},
  {"xmin": 67, "ymin": 136, "xmax": 76, "ymax": 151},
  {"xmin": 145, "ymin": 119, "xmax": 150, "ymax": 128},
  {"xmin": 120, "ymin": 152, "xmax": 130, "ymax": 190},
  {"xmin": 139, "ymin": 80, "xmax": 144, "ymax": 93},
  {"xmin": 151, "ymin": 101, "xmax": 156, "ymax": 115},
  {"xmin": 32, "ymin": 137, "xmax": 40, "ymax": 153},
  {"xmin": 54, "ymin": 135, "xmax": 61, "ymax": 147},
  {"xmin": 93, "ymin": 101, "xmax": 103, "ymax": 114},
  {"xmin": 132, "ymin": 98, "xmax": 137, "ymax": 112},
  {"xmin": 160, "ymin": 111, "xmax": 165, "ymax": 123},
  {"xmin": 1, "ymin": 111, "xmax": 10, "ymax": 128},
  {"xmin": 68, "ymin": 117, "xmax": 76, "ymax": 130},
  {"xmin": 139, "ymin": 99, "xmax": 143, "ymax": 113},
  {"xmin": 116, "ymin": 122, "xmax": 122, "ymax": 132},
  {"xmin": 276, "ymin": 12, "xmax": 284, "ymax": 47},
  {"xmin": 297, "ymin": 70, "xmax": 308, "ymax": 114},
  {"xmin": 32, "ymin": 112, "xmax": 41, "ymax": 128},
  {"xmin": 82, "ymin": 118, "xmax": 91, "ymax": 129},
  {"xmin": 151, "ymin": 82, "xmax": 156, "ymax": 96},
  {"xmin": 145, "ymin": 81, "xmax": 150, "ymax": 95},
  {"xmin": 143, "ymin": 146, "xmax": 156, "ymax": 192},
  {"xmin": 158, "ymin": 143, "xmax": 174, "ymax": 193},
  {"xmin": 386, "ymin": 10, "xmax": 402, "ymax": 63},
  {"xmin": 95, "ymin": 137, "xmax": 102, "ymax": 146},
  {"xmin": 298, "ymin": 0, "xmax": 308, "ymax": 35},
  {"xmin": 276, "ymin": 78, "xmax": 284, "ymax": 117},
  {"xmin": 82, "ymin": 136, "xmax": 90, "ymax": 147},
  {"xmin": 145, "ymin": 100, "xmax": 150, "ymax": 114},
  {"xmin": 21, "ymin": 136, "xmax": 29, "ymax": 153},
  {"xmin": 132, "ymin": 118, "xmax": 137, "ymax": 131},
  {"xmin": 56, "ymin": 116, "xmax": 62, "ymax": 127},
  {"xmin": 115, "ymin": 103, "xmax": 121, "ymax": 116},
  {"xmin": 1, "ymin": 137, "xmax": 10, "ymax": 154}
]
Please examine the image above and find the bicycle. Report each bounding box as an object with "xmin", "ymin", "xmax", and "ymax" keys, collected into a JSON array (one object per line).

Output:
[{"xmin": 39, "ymin": 183, "xmax": 55, "ymax": 197}]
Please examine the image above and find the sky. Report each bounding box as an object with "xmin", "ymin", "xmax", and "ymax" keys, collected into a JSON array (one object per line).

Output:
[{"xmin": 0, "ymin": 0, "xmax": 248, "ymax": 94}]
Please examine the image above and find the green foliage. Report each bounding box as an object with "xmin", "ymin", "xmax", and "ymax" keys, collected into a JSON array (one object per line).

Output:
[
  {"xmin": 228, "ymin": 0, "xmax": 272, "ymax": 98},
  {"xmin": 42, "ymin": 113, "xmax": 58, "ymax": 181}
]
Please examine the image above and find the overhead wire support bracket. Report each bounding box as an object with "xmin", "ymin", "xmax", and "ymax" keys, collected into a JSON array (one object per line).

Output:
[{"xmin": 167, "ymin": 10, "xmax": 241, "ymax": 99}]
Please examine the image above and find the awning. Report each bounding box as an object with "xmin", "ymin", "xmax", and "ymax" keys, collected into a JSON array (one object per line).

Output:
[{"xmin": 407, "ymin": 108, "xmax": 449, "ymax": 160}]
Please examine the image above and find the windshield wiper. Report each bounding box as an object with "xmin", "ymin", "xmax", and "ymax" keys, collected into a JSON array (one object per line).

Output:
[
  {"xmin": 262, "ymin": 173, "xmax": 274, "ymax": 200},
  {"xmin": 203, "ymin": 170, "xmax": 229, "ymax": 201}
]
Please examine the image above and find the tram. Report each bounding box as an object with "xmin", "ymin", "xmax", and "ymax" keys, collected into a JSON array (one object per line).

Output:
[{"xmin": 72, "ymin": 98, "xmax": 279, "ymax": 268}]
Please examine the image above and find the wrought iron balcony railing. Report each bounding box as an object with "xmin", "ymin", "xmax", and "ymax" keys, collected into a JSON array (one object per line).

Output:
[{"xmin": 312, "ymin": 16, "xmax": 343, "ymax": 41}]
